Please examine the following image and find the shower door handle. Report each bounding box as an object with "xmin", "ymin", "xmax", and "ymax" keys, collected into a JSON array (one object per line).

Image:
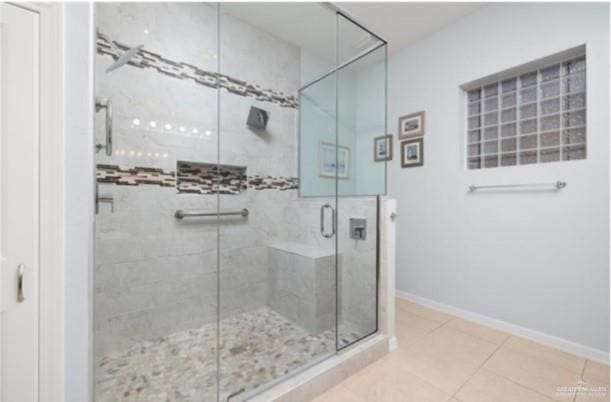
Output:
[
  {"xmin": 95, "ymin": 97, "xmax": 113, "ymax": 156},
  {"xmin": 320, "ymin": 203, "xmax": 336, "ymax": 238}
]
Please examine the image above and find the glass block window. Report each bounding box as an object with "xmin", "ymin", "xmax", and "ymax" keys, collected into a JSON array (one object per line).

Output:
[{"xmin": 466, "ymin": 56, "xmax": 586, "ymax": 169}]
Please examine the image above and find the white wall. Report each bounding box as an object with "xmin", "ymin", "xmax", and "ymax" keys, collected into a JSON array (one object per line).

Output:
[
  {"xmin": 64, "ymin": 3, "xmax": 93, "ymax": 402},
  {"xmin": 388, "ymin": 3, "xmax": 609, "ymax": 354}
]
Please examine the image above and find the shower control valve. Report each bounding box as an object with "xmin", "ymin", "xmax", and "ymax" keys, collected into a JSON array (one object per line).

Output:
[{"xmin": 349, "ymin": 218, "xmax": 367, "ymax": 240}]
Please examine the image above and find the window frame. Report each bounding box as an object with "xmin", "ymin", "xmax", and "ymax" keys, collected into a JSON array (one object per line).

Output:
[{"xmin": 462, "ymin": 45, "xmax": 587, "ymax": 170}]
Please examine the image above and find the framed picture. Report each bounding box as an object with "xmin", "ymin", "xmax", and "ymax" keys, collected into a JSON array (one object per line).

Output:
[
  {"xmin": 398, "ymin": 111, "xmax": 425, "ymax": 139},
  {"xmin": 319, "ymin": 142, "xmax": 350, "ymax": 179},
  {"xmin": 374, "ymin": 135, "xmax": 393, "ymax": 162},
  {"xmin": 401, "ymin": 138, "xmax": 424, "ymax": 168}
]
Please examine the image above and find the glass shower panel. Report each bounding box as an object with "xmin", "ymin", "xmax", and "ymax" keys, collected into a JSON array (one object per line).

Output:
[
  {"xmin": 336, "ymin": 44, "xmax": 387, "ymax": 197},
  {"xmin": 93, "ymin": 3, "xmax": 219, "ymax": 401},
  {"xmin": 217, "ymin": 4, "xmax": 339, "ymax": 400},
  {"xmin": 298, "ymin": 74, "xmax": 337, "ymax": 198},
  {"xmin": 336, "ymin": 15, "xmax": 387, "ymax": 349}
]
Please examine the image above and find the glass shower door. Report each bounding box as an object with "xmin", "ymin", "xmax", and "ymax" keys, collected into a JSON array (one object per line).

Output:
[
  {"xmin": 217, "ymin": 4, "xmax": 339, "ymax": 401},
  {"xmin": 93, "ymin": 3, "xmax": 220, "ymax": 401},
  {"xmin": 299, "ymin": 12, "xmax": 387, "ymax": 350}
]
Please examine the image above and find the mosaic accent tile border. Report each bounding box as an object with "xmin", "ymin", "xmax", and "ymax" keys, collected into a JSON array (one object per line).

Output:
[
  {"xmin": 249, "ymin": 175, "xmax": 298, "ymax": 191},
  {"xmin": 96, "ymin": 164, "xmax": 176, "ymax": 187},
  {"xmin": 97, "ymin": 164, "xmax": 298, "ymax": 193},
  {"xmin": 97, "ymin": 35, "xmax": 298, "ymax": 109}
]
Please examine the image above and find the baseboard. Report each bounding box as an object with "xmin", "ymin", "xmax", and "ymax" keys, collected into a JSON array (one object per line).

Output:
[{"xmin": 396, "ymin": 290, "xmax": 609, "ymax": 364}]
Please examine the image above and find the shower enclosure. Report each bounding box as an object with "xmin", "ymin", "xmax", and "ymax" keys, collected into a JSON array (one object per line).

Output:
[{"xmin": 93, "ymin": 3, "xmax": 386, "ymax": 401}]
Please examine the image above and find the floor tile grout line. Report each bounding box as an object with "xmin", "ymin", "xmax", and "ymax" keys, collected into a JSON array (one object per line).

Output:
[
  {"xmin": 398, "ymin": 300, "xmax": 511, "ymax": 346},
  {"xmin": 444, "ymin": 317, "xmax": 511, "ymax": 346},
  {"xmin": 481, "ymin": 339, "xmax": 579, "ymax": 402},
  {"xmin": 493, "ymin": 335, "xmax": 580, "ymax": 401},
  {"xmin": 392, "ymin": 310, "xmax": 502, "ymax": 399},
  {"xmin": 450, "ymin": 334, "xmax": 510, "ymax": 398},
  {"xmin": 486, "ymin": 367, "xmax": 563, "ymax": 401},
  {"xmin": 573, "ymin": 360, "xmax": 588, "ymax": 402},
  {"xmin": 396, "ymin": 300, "xmax": 454, "ymax": 325}
]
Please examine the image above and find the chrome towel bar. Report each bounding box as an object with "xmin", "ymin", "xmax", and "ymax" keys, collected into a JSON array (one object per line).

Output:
[
  {"xmin": 174, "ymin": 208, "xmax": 249, "ymax": 220},
  {"xmin": 468, "ymin": 181, "xmax": 566, "ymax": 193}
]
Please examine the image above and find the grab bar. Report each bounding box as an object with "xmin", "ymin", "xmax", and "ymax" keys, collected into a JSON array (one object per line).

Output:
[
  {"xmin": 174, "ymin": 208, "xmax": 249, "ymax": 220},
  {"xmin": 95, "ymin": 97, "xmax": 113, "ymax": 156},
  {"xmin": 469, "ymin": 181, "xmax": 566, "ymax": 192}
]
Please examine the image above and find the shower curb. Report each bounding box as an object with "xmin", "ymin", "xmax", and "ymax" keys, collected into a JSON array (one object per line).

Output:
[{"xmin": 248, "ymin": 334, "xmax": 390, "ymax": 402}]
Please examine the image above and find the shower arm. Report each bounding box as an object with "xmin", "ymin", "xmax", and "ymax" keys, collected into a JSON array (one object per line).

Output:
[{"xmin": 95, "ymin": 97, "xmax": 113, "ymax": 156}]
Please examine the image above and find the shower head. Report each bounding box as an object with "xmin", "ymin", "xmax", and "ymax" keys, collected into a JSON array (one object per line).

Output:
[
  {"xmin": 105, "ymin": 44, "xmax": 144, "ymax": 73},
  {"xmin": 98, "ymin": 29, "xmax": 144, "ymax": 73},
  {"xmin": 247, "ymin": 106, "xmax": 269, "ymax": 130}
]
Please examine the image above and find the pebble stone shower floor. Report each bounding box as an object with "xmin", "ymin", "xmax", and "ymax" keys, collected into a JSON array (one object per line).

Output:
[{"xmin": 95, "ymin": 307, "xmax": 364, "ymax": 402}]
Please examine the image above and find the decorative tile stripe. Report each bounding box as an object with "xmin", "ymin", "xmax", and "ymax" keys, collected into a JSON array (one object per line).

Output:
[
  {"xmin": 177, "ymin": 161, "xmax": 247, "ymax": 195},
  {"xmin": 96, "ymin": 164, "xmax": 175, "ymax": 187},
  {"xmin": 96, "ymin": 164, "xmax": 298, "ymax": 193},
  {"xmin": 96, "ymin": 35, "xmax": 298, "ymax": 109},
  {"xmin": 248, "ymin": 175, "xmax": 298, "ymax": 191}
]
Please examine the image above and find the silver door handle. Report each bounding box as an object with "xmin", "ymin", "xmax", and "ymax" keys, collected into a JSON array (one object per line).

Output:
[
  {"xmin": 95, "ymin": 97, "xmax": 113, "ymax": 156},
  {"xmin": 17, "ymin": 264, "xmax": 25, "ymax": 303},
  {"xmin": 320, "ymin": 203, "xmax": 336, "ymax": 238}
]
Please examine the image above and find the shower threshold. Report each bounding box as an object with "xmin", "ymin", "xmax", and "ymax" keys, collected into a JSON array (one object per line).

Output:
[{"xmin": 95, "ymin": 307, "xmax": 364, "ymax": 401}]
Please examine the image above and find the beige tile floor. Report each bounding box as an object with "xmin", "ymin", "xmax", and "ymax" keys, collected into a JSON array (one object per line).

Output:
[{"xmin": 314, "ymin": 298, "xmax": 609, "ymax": 402}]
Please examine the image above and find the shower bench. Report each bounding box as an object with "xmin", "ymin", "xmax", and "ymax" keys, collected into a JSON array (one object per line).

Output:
[{"xmin": 267, "ymin": 242, "xmax": 337, "ymax": 334}]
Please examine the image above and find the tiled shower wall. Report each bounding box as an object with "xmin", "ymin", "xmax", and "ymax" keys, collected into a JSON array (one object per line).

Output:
[{"xmin": 94, "ymin": 3, "xmax": 377, "ymax": 357}]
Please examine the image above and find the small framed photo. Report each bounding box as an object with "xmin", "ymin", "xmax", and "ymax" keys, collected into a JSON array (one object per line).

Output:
[
  {"xmin": 401, "ymin": 138, "xmax": 424, "ymax": 168},
  {"xmin": 374, "ymin": 135, "xmax": 393, "ymax": 162},
  {"xmin": 319, "ymin": 142, "xmax": 350, "ymax": 179},
  {"xmin": 398, "ymin": 111, "xmax": 425, "ymax": 139}
]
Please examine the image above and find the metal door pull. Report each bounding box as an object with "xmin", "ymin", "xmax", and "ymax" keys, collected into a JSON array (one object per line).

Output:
[
  {"xmin": 320, "ymin": 203, "xmax": 336, "ymax": 238},
  {"xmin": 17, "ymin": 264, "xmax": 25, "ymax": 303}
]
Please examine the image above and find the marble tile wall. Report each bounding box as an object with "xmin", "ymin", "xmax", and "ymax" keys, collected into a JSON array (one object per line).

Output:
[{"xmin": 94, "ymin": 2, "xmax": 378, "ymax": 360}]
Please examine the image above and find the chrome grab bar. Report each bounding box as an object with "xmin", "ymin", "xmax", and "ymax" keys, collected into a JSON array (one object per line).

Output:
[
  {"xmin": 174, "ymin": 208, "xmax": 249, "ymax": 220},
  {"xmin": 469, "ymin": 181, "xmax": 566, "ymax": 192},
  {"xmin": 320, "ymin": 203, "xmax": 336, "ymax": 238},
  {"xmin": 95, "ymin": 97, "xmax": 113, "ymax": 156}
]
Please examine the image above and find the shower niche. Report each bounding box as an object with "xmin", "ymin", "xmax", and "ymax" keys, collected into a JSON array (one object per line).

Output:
[
  {"xmin": 176, "ymin": 161, "xmax": 247, "ymax": 195},
  {"xmin": 93, "ymin": 3, "xmax": 386, "ymax": 401}
]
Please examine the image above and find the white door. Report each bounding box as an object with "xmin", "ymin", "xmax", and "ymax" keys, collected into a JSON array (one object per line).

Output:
[{"xmin": 0, "ymin": 4, "xmax": 40, "ymax": 402}]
